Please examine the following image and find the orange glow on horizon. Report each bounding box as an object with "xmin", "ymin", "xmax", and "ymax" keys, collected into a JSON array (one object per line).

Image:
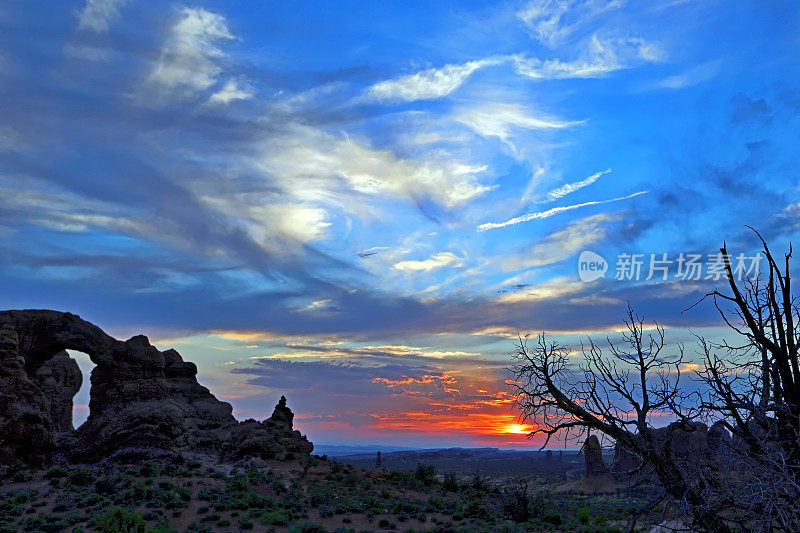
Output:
[{"xmin": 503, "ymin": 423, "xmax": 532, "ymax": 435}]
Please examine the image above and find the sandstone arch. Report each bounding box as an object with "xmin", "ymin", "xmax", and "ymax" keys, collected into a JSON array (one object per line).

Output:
[{"xmin": 0, "ymin": 309, "xmax": 312, "ymax": 466}]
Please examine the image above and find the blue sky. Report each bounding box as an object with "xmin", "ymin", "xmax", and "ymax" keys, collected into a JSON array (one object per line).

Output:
[{"xmin": 1, "ymin": 0, "xmax": 799, "ymax": 447}]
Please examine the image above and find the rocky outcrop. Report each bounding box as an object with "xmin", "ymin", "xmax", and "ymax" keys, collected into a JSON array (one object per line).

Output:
[
  {"xmin": 707, "ymin": 421, "xmax": 732, "ymax": 455},
  {"xmin": 583, "ymin": 435, "xmax": 608, "ymax": 478},
  {"xmin": 35, "ymin": 351, "xmax": 82, "ymax": 437},
  {"xmin": 610, "ymin": 420, "xmax": 733, "ymax": 481},
  {"xmin": 0, "ymin": 309, "xmax": 313, "ymax": 466},
  {"xmin": 0, "ymin": 325, "xmax": 55, "ymax": 467}
]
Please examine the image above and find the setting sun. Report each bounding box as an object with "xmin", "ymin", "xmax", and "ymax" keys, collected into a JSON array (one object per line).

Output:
[{"xmin": 504, "ymin": 424, "xmax": 531, "ymax": 435}]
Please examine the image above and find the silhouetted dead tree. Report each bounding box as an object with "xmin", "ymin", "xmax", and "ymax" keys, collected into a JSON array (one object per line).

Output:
[
  {"xmin": 692, "ymin": 228, "xmax": 800, "ymax": 531},
  {"xmin": 510, "ymin": 305, "xmax": 729, "ymax": 532},
  {"xmin": 511, "ymin": 230, "xmax": 800, "ymax": 532}
]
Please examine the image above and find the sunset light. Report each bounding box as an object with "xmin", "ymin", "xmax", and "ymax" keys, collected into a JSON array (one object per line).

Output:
[{"xmin": 3, "ymin": 1, "xmax": 800, "ymax": 531}]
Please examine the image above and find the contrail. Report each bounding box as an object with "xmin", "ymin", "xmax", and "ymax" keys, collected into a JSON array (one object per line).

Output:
[{"xmin": 478, "ymin": 190, "xmax": 648, "ymax": 231}]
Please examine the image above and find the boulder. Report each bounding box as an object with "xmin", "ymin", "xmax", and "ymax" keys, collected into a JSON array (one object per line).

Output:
[{"xmin": 0, "ymin": 309, "xmax": 313, "ymax": 465}]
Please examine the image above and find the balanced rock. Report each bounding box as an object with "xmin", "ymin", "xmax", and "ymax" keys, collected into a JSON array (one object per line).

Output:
[{"xmin": 0, "ymin": 309, "xmax": 313, "ymax": 465}]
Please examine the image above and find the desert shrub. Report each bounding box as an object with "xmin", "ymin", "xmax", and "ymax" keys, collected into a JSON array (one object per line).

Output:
[
  {"xmin": 287, "ymin": 519, "xmax": 326, "ymax": 532},
  {"xmin": 542, "ymin": 507, "xmax": 562, "ymax": 526},
  {"xmin": 462, "ymin": 498, "xmax": 492, "ymax": 520},
  {"xmin": 425, "ymin": 496, "xmax": 444, "ymax": 513},
  {"xmin": 501, "ymin": 479, "xmax": 532, "ymax": 523},
  {"xmin": 138, "ymin": 461, "xmax": 159, "ymax": 477},
  {"xmin": 161, "ymin": 463, "xmax": 181, "ymax": 477},
  {"xmin": 261, "ymin": 509, "xmax": 291, "ymax": 526},
  {"xmin": 576, "ymin": 505, "xmax": 592, "ymax": 525},
  {"xmin": 5, "ymin": 462, "xmax": 33, "ymax": 483},
  {"xmin": 442, "ymin": 472, "xmax": 459, "ymax": 492},
  {"xmin": 93, "ymin": 507, "xmax": 147, "ymax": 533},
  {"xmin": 94, "ymin": 477, "xmax": 116, "ymax": 494},
  {"xmin": 68, "ymin": 468, "xmax": 94, "ymax": 487},
  {"xmin": 378, "ymin": 517, "xmax": 396, "ymax": 529},
  {"xmin": 414, "ymin": 464, "xmax": 437, "ymax": 486},
  {"xmin": 390, "ymin": 498, "xmax": 425, "ymax": 516},
  {"xmin": 19, "ymin": 515, "xmax": 46, "ymax": 531},
  {"xmin": 45, "ymin": 466, "xmax": 69, "ymax": 479},
  {"xmin": 246, "ymin": 467, "xmax": 268, "ymax": 484},
  {"xmin": 238, "ymin": 517, "xmax": 254, "ymax": 530},
  {"xmin": 149, "ymin": 524, "xmax": 178, "ymax": 533},
  {"xmin": 115, "ymin": 481, "xmax": 148, "ymax": 505},
  {"xmin": 470, "ymin": 474, "xmax": 490, "ymax": 492},
  {"xmin": 200, "ymin": 513, "xmax": 221, "ymax": 523}
]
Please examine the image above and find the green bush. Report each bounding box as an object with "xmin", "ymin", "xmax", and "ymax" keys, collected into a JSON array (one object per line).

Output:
[
  {"xmin": 95, "ymin": 477, "xmax": 116, "ymax": 494},
  {"xmin": 414, "ymin": 464, "xmax": 437, "ymax": 486},
  {"xmin": 471, "ymin": 474, "xmax": 490, "ymax": 492},
  {"xmin": 138, "ymin": 461, "xmax": 160, "ymax": 477},
  {"xmin": 261, "ymin": 509, "xmax": 290, "ymax": 525},
  {"xmin": 45, "ymin": 467, "xmax": 69, "ymax": 479},
  {"xmin": 442, "ymin": 472, "xmax": 459, "ymax": 492},
  {"xmin": 288, "ymin": 520, "xmax": 326, "ymax": 533},
  {"xmin": 93, "ymin": 507, "xmax": 147, "ymax": 533},
  {"xmin": 68, "ymin": 468, "xmax": 94, "ymax": 487}
]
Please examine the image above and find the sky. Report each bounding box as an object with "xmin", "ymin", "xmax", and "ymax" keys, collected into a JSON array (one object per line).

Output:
[{"xmin": 1, "ymin": 0, "xmax": 799, "ymax": 448}]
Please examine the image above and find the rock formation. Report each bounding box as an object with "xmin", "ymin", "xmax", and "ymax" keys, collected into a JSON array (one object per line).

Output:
[
  {"xmin": 583, "ymin": 434, "xmax": 608, "ymax": 478},
  {"xmin": 0, "ymin": 324, "xmax": 54, "ymax": 466},
  {"xmin": 610, "ymin": 420, "xmax": 733, "ymax": 481},
  {"xmin": 34, "ymin": 351, "xmax": 82, "ymax": 437},
  {"xmin": 0, "ymin": 309, "xmax": 312, "ymax": 466}
]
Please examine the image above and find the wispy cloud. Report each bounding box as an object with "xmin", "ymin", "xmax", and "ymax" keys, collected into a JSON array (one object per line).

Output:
[
  {"xmin": 77, "ymin": 0, "xmax": 128, "ymax": 32},
  {"xmin": 200, "ymin": 196, "xmax": 332, "ymax": 254},
  {"xmin": 298, "ymin": 299, "xmax": 333, "ymax": 312},
  {"xmin": 146, "ymin": 7, "xmax": 234, "ymax": 101},
  {"xmin": 257, "ymin": 124, "xmax": 492, "ymax": 210},
  {"xmin": 358, "ymin": 246, "xmax": 389, "ymax": 258},
  {"xmin": 545, "ymin": 168, "xmax": 610, "ymax": 201},
  {"xmin": 456, "ymin": 102, "xmax": 579, "ymax": 147},
  {"xmin": 514, "ymin": 34, "xmax": 664, "ymax": 80},
  {"xmin": 394, "ymin": 252, "xmax": 464, "ymax": 273},
  {"xmin": 478, "ymin": 190, "xmax": 647, "ymax": 231},
  {"xmin": 361, "ymin": 59, "xmax": 499, "ymax": 103},
  {"xmin": 654, "ymin": 60, "xmax": 721, "ymax": 90},
  {"xmin": 207, "ymin": 79, "xmax": 254, "ymax": 105},
  {"xmin": 503, "ymin": 212, "xmax": 620, "ymax": 269},
  {"xmin": 517, "ymin": 0, "xmax": 625, "ymax": 48},
  {"xmin": 496, "ymin": 275, "xmax": 587, "ymax": 303}
]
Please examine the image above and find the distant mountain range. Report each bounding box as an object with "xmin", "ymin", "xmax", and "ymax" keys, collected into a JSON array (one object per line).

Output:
[{"xmin": 313, "ymin": 444, "xmax": 422, "ymax": 456}]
